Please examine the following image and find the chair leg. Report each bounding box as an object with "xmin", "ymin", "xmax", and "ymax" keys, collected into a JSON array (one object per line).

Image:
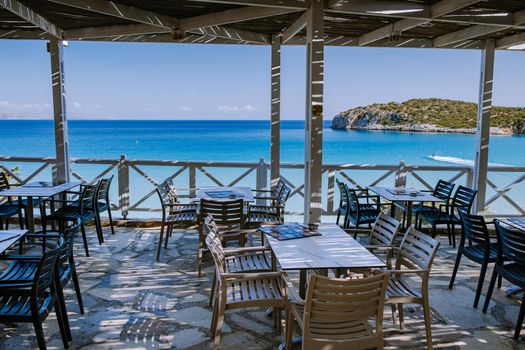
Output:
[
  {"xmin": 482, "ymin": 269, "xmax": 498, "ymax": 313},
  {"xmin": 56, "ymin": 286, "xmax": 72, "ymax": 341},
  {"xmin": 497, "ymin": 274, "xmax": 502, "ymax": 289},
  {"xmin": 451, "ymin": 224, "xmax": 456, "ymax": 248},
  {"xmin": 513, "ymin": 294, "xmax": 525, "ymax": 340},
  {"xmin": 32, "ymin": 320, "xmax": 48, "ymax": 350},
  {"xmin": 422, "ymin": 297, "xmax": 433, "ymax": 350},
  {"xmin": 53, "ymin": 298, "xmax": 70, "ymax": 348},
  {"xmin": 107, "ymin": 205, "xmax": 115, "ymax": 235},
  {"xmin": 213, "ymin": 298, "xmax": 227, "ymax": 350},
  {"xmin": 164, "ymin": 223, "xmax": 171, "ymax": 249},
  {"xmin": 210, "ymin": 295, "xmax": 219, "ymax": 340},
  {"xmin": 431, "ymin": 224, "xmax": 436, "ymax": 238},
  {"xmin": 156, "ymin": 223, "xmax": 165, "ymax": 261},
  {"xmin": 336, "ymin": 211, "xmax": 341, "ymax": 226},
  {"xmin": 80, "ymin": 223, "xmax": 90, "ymax": 257},
  {"xmin": 94, "ymin": 213, "xmax": 104, "ymax": 245},
  {"xmin": 285, "ymin": 307, "xmax": 294, "ymax": 350},
  {"xmin": 474, "ymin": 262, "xmax": 488, "ymax": 309},
  {"xmin": 398, "ymin": 303, "xmax": 405, "ymax": 331},
  {"xmin": 209, "ymin": 272, "xmax": 217, "ymax": 307},
  {"xmin": 71, "ymin": 265, "xmax": 85, "ymax": 314},
  {"xmin": 447, "ymin": 224, "xmax": 452, "ymax": 245},
  {"xmin": 391, "ymin": 303, "xmax": 397, "ymax": 324},
  {"xmin": 448, "ymin": 251, "xmax": 462, "ymax": 289}
]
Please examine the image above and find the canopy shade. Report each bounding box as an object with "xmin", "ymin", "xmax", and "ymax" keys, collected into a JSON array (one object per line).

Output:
[{"xmin": 1, "ymin": 0, "xmax": 525, "ymax": 50}]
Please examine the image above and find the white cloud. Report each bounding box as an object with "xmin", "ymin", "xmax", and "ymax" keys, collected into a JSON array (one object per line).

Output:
[
  {"xmin": 244, "ymin": 104, "xmax": 256, "ymax": 111},
  {"xmin": 179, "ymin": 106, "xmax": 192, "ymax": 111},
  {"xmin": 219, "ymin": 105, "xmax": 239, "ymax": 112},
  {"xmin": 73, "ymin": 102, "xmax": 82, "ymax": 108},
  {"xmin": 0, "ymin": 100, "xmax": 52, "ymax": 119}
]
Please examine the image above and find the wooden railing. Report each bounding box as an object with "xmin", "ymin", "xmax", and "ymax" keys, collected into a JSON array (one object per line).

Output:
[{"xmin": 1, "ymin": 155, "xmax": 524, "ymax": 219}]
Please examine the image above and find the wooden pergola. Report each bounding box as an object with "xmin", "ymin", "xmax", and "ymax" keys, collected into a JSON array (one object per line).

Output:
[{"xmin": 1, "ymin": 0, "xmax": 525, "ymax": 224}]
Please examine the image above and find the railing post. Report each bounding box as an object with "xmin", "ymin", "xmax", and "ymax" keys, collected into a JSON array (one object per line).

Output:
[
  {"xmin": 395, "ymin": 161, "xmax": 407, "ymax": 188},
  {"xmin": 256, "ymin": 158, "xmax": 267, "ymax": 205},
  {"xmin": 327, "ymin": 169, "xmax": 335, "ymax": 215},
  {"xmin": 466, "ymin": 167, "xmax": 474, "ymax": 188},
  {"xmin": 118, "ymin": 154, "xmax": 129, "ymax": 220},
  {"xmin": 189, "ymin": 164, "xmax": 196, "ymax": 198}
]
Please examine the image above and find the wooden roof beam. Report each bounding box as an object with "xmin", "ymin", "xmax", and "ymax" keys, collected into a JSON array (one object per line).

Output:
[
  {"xmin": 47, "ymin": 0, "xmax": 178, "ymax": 29},
  {"xmin": 178, "ymin": 6, "xmax": 301, "ymax": 30},
  {"xmin": 358, "ymin": 0, "xmax": 480, "ymax": 46},
  {"xmin": 328, "ymin": 0, "xmax": 525, "ymax": 30},
  {"xmin": 434, "ymin": 9, "xmax": 525, "ymax": 47},
  {"xmin": 0, "ymin": 0, "xmax": 63, "ymax": 38},
  {"xmin": 188, "ymin": 0, "xmax": 309, "ymax": 9},
  {"xmin": 497, "ymin": 32, "xmax": 525, "ymax": 49},
  {"xmin": 281, "ymin": 11, "xmax": 306, "ymax": 43}
]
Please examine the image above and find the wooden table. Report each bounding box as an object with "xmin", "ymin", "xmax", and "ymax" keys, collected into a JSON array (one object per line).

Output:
[
  {"xmin": 0, "ymin": 230, "xmax": 27, "ymax": 254},
  {"xmin": 265, "ymin": 224, "xmax": 386, "ymax": 298},
  {"xmin": 368, "ymin": 186, "xmax": 443, "ymax": 227},
  {"xmin": 194, "ymin": 186, "xmax": 254, "ymax": 202},
  {"xmin": 0, "ymin": 181, "xmax": 81, "ymax": 233},
  {"xmin": 497, "ymin": 218, "xmax": 525, "ymax": 296}
]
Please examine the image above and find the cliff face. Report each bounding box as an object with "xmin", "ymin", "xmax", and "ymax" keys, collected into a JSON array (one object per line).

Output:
[{"xmin": 331, "ymin": 98, "xmax": 525, "ymax": 134}]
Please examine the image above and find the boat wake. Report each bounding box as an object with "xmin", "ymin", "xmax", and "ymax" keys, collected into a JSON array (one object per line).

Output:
[{"xmin": 428, "ymin": 155, "xmax": 508, "ymax": 167}]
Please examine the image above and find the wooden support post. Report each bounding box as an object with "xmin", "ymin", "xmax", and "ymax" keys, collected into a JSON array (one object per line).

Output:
[
  {"xmin": 270, "ymin": 34, "xmax": 281, "ymax": 190},
  {"xmin": 48, "ymin": 38, "xmax": 70, "ymax": 185},
  {"xmin": 473, "ymin": 39, "xmax": 495, "ymax": 214},
  {"xmin": 303, "ymin": 0, "xmax": 324, "ymax": 225},
  {"xmin": 118, "ymin": 154, "xmax": 130, "ymax": 219},
  {"xmin": 256, "ymin": 158, "xmax": 267, "ymax": 205}
]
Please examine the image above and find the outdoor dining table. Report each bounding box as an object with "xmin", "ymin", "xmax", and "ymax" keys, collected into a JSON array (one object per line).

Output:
[
  {"xmin": 0, "ymin": 230, "xmax": 27, "ymax": 254},
  {"xmin": 368, "ymin": 186, "xmax": 444, "ymax": 227},
  {"xmin": 265, "ymin": 223, "xmax": 386, "ymax": 298},
  {"xmin": 194, "ymin": 186, "xmax": 254, "ymax": 202},
  {"xmin": 497, "ymin": 218, "xmax": 525, "ymax": 296},
  {"xmin": 0, "ymin": 181, "xmax": 81, "ymax": 233}
]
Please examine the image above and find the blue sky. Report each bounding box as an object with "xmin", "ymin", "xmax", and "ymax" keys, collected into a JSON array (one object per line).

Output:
[{"xmin": 0, "ymin": 40, "xmax": 524, "ymax": 120}]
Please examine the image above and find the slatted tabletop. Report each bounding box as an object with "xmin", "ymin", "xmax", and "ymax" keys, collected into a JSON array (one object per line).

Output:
[
  {"xmin": 368, "ymin": 186, "xmax": 443, "ymax": 203},
  {"xmin": 195, "ymin": 186, "xmax": 254, "ymax": 202},
  {"xmin": 265, "ymin": 224, "xmax": 386, "ymax": 270},
  {"xmin": 0, "ymin": 181, "xmax": 81, "ymax": 197},
  {"xmin": 0, "ymin": 230, "xmax": 27, "ymax": 254}
]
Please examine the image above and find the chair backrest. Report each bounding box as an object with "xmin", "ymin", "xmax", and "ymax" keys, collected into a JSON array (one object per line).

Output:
[
  {"xmin": 433, "ymin": 179, "xmax": 455, "ymax": 201},
  {"xmin": 494, "ymin": 220, "xmax": 525, "ymax": 266},
  {"xmin": 273, "ymin": 179, "xmax": 285, "ymax": 197},
  {"xmin": 205, "ymin": 221, "xmax": 226, "ymax": 275},
  {"xmin": 451, "ymin": 185, "xmax": 477, "ymax": 216},
  {"xmin": 96, "ymin": 176, "xmax": 113, "ymax": 201},
  {"xmin": 156, "ymin": 181, "xmax": 176, "ymax": 209},
  {"xmin": 0, "ymin": 172, "xmax": 9, "ymax": 191},
  {"xmin": 459, "ymin": 211, "xmax": 491, "ymax": 248},
  {"xmin": 200, "ymin": 198, "xmax": 244, "ymax": 229},
  {"xmin": 396, "ymin": 227, "xmax": 440, "ymax": 271},
  {"xmin": 369, "ymin": 213, "xmax": 401, "ymax": 246},
  {"xmin": 32, "ymin": 237, "xmax": 63, "ymax": 300},
  {"xmin": 336, "ymin": 179, "xmax": 349, "ymax": 208},
  {"xmin": 303, "ymin": 273, "xmax": 389, "ymax": 348},
  {"xmin": 277, "ymin": 185, "xmax": 291, "ymax": 206},
  {"xmin": 80, "ymin": 184, "xmax": 97, "ymax": 213},
  {"xmin": 60, "ymin": 224, "xmax": 80, "ymax": 266},
  {"xmin": 346, "ymin": 187, "xmax": 360, "ymax": 213}
]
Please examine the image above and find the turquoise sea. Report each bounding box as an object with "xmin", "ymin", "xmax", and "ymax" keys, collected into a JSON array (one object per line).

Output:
[{"xmin": 0, "ymin": 120, "xmax": 524, "ymax": 218}]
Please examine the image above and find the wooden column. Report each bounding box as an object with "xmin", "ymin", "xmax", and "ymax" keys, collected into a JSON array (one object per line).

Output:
[
  {"xmin": 48, "ymin": 38, "xmax": 70, "ymax": 184},
  {"xmin": 473, "ymin": 39, "xmax": 495, "ymax": 214},
  {"xmin": 270, "ymin": 34, "xmax": 282, "ymax": 190},
  {"xmin": 303, "ymin": 0, "xmax": 324, "ymax": 225}
]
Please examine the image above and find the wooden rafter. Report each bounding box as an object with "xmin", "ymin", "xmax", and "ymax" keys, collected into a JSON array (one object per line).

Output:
[
  {"xmin": 281, "ymin": 11, "xmax": 307, "ymax": 43},
  {"xmin": 48, "ymin": 0, "xmax": 179, "ymax": 28},
  {"xmin": 189, "ymin": 0, "xmax": 309, "ymax": 9},
  {"xmin": 0, "ymin": 0, "xmax": 63, "ymax": 38},
  {"xmin": 358, "ymin": 0, "xmax": 482, "ymax": 46}
]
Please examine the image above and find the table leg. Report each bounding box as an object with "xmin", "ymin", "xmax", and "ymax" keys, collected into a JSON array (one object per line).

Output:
[
  {"xmin": 406, "ymin": 202, "xmax": 413, "ymax": 228},
  {"xmin": 299, "ymin": 270, "xmax": 307, "ymax": 299},
  {"xmin": 26, "ymin": 196, "xmax": 35, "ymax": 233},
  {"xmin": 390, "ymin": 202, "xmax": 396, "ymax": 218}
]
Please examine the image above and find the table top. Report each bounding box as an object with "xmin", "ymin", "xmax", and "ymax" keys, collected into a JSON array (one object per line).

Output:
[
  {"xmin": 265, "ymin": 224, "xmax": 386, "ymax": 270},
  {"xmin": 0, "ymin": 181, "xmax": 81, "ymax": 197},
  {"xmin": 0, "ymin": 230, "xmax": 27, "ymax": 254},
  {"xmin": 499, "ymin": 218, "xmax": 525, "ymax": 231},
  {"xmin": 195, "ymin": 186, "xmax": 254, "ymax": 202},
  {"xmin": 368, "ymin": 186, "xmax": 443, "ymax": 203}
]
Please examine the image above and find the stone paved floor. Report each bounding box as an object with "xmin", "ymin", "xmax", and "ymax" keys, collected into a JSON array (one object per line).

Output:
[{"xmin": 1, "ymin": 225, "xmax": 525, "ymax": 349}]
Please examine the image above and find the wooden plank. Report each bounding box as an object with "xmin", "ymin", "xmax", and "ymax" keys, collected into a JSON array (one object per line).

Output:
[
  {"xmin": 189, "ymin": 0, "xmax": 309, "ymax": 9},
  {"xmin": 497, "ymin": 32, "xmax": 525, "ymax": 49},
  {"xmin": 281, "ymin": 11, "xmax": 307, "ymax": 43},
  {"xmin": 48, "ymin": 0, "xmax": 178, "ymax": 28},
  {"xmin": 0, "ymin": 0, "xmax": 63, "ymax": 38},
  {"xmin": 0, "ymin": 230, "xmax": 26, "ymax": 255},
  {"xmin": 179, "ymin": 5, "xmax": 301, "ymax": 30},
  {"xmin": 434, "ymin": 25, "xmax": 503, "ymax": 47}
]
